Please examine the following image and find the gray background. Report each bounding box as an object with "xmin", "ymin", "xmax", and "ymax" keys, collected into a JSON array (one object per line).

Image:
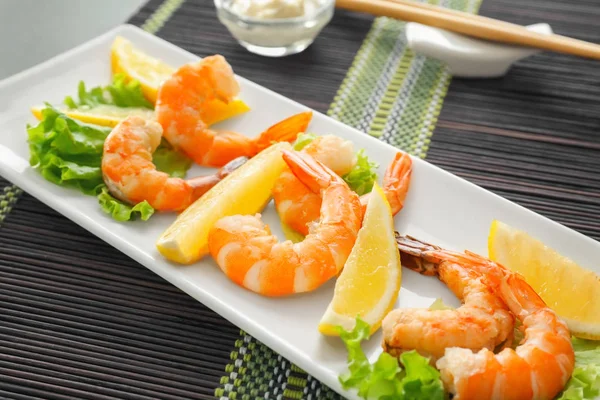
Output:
[{"xmin": 0, "ymin": 0, "xmax": 146, "ymax": 80}]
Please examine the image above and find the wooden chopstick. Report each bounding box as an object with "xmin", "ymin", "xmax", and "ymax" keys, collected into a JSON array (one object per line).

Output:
[{"xmin": 336, "ymin": 0, "xmax": 600, "ymax": 60}]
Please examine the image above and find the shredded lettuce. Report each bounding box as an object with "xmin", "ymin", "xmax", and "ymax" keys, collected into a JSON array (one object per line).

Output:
[
  {"xmin": 27, "ymin": 106, "xmax": 191, "ymax": 222},
  {"xmin": 292, "ymin": 133, "xmax": 379, "ymax": 196},
  {"xmin": 337, "ymin": 318, "xmax": 444, "ymax": 400},
  {"xmin": 64, "ymin": 73, "xmax": 153, "ymax": 110},
  {"xmin": 558, "ymin": 338, "xmax": 600, "ymax": 400}
]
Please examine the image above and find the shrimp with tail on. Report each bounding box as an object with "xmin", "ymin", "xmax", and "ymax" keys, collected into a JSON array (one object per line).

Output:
[
  {"xmin": 382, "ymin": 235, "xmax": 515, "ymax": 361},
  {"xmin": 273, "ymin": 135, "xmax": 412, "ymax": 235},
  {"xmin": 208, "ymin": 150, "xmax": 363, "ymax": 297},
  {"xmin": 156, "ymin": 55, "xmax": 312, "ymax": 167},
  {"xmin": 385, "ymin": 235, "xmax": 575, "ymax": 400},
  {"xmin": 101, "ymin": 116, "xmax": 247, "ymax": 212}
]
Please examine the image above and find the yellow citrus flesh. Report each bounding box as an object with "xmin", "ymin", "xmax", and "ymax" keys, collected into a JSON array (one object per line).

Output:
[
  {"xmin": 318, "ymin": 183, "xmax": 402, "ymax": 335},
  {"xmin": 280, "ymin": 221, "xmax": 305, "ymax": 244},
  {"xmin": 202, "ymin": 99, "xmax": 250, "ymax": 126},
  {"xmin": 156, "ymin": 142, "xmax": 292, "ymax": 264},
  {"xmin": 31, "ymin": 104, "xmax": 156, "ymax": 128},
  {"xmin": 32, "ymin": 100, "xmax": 248, "ymax": 128},
  {"xmin": 109, "ymin": 36, "xmax": 250, "ymax": 124},
  {"xmin": 110, "ymin": 36, "xmax": 175, "ymax": 104},
  {"xmin": 489, "ymin": 219, "xmax": 600, "ymax": 340}
]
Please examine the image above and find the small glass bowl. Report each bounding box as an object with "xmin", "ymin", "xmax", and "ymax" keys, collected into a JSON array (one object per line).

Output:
[{"xmin": 214, "ymin": 0, "xmax": 334, "ymax": 57}]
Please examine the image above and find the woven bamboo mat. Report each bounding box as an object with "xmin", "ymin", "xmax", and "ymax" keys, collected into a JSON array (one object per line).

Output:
[{"xmin": 0, "ymin": 0, "xmax": 599, "ymax": 399}]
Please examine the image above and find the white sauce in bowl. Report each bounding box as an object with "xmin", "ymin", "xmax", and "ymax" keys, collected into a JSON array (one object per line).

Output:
[
  {"xmin": 216, "ymin": 0, "xmax": 334, "ymax": 56},
  {"xmin": 230, "ymin": 0, "xmax": 323, "ymax": 19}
]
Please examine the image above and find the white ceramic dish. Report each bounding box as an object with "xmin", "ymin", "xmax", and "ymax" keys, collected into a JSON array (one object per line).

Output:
[
  {"xmin": 0, "ymin": 24, "xmax": 598, "ymax": 399},
  {"xmin": 405, "ymin": 22, "xmax": 554, "ymax": 78}
]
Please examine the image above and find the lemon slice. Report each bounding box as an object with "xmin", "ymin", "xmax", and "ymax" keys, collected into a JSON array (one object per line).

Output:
[
  {"xmin": 318, "ymin": 183, "xmax": 402, "ymax": 335},
  {"xmin": 111, "ymin": 36, "xmax": 175, "ymax": 104},
  {"xmin": 156, "ymin": 142, "xmax": 292, "ymax": 264},
  {"xmin": 489, "ymin": 220, "xmax": 600, "ymax": 340},
  {"xmin": 109, "ymin": 36, "xmax": 250, "ymax": 125},
  {"xmin": 31, "ymin": 104, "xmax": 156, "ymax": 128}
]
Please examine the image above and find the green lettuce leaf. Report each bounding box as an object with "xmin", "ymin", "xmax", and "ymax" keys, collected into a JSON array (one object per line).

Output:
[
  {"xmin": 292, "ymin": 132, "xmax": 318, "ymax": 151},
  {"xmin": 291, "ymin": 133, "xmax": 379, "ymax": 195},
  {"xmin": 343, "ymin": 149, "xmax": 379, "ymax": 196},
  {"xmin": 152, "ymin": 139, "xmax": 193, "ymax": 179},
  {"xmin": 27, "ymin": 106, "xmax": 109, "ymax": 195},
  {"xmin": 97, "ymin": 187, "xmax": 154, "ymax": 222},
  {"xmin": 337, "ymin": 317, "xmax": 444, "ymax": 400},
  {"xmin": 398, "ymin": 351, "xmax": 445, "ymax": 400},
  {"xmin": 64, "ymin": 73, "xmax": 153, "ymax": 109},
  {"xmin": 27, "ymin": 105, "xmax": 191, "ymax": 222},
  {"xmin": 558, "ymin": 338, "xmax": 600, "ymax": 400}
]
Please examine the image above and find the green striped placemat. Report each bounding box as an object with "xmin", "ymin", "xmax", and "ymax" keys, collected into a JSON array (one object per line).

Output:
[{"xmin": 215, "ymin": 0, "xmax": 481, "ymax": 399}]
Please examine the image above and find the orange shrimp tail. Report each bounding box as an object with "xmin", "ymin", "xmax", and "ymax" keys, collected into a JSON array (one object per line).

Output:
[
  {"xmin": 187, "ymin": 156, "xmax": 249, "ymax": 202},
  {"xmin": 500, "ymin": 273, "xmax": 548, "ymax": 319},
  {"xmin": 253, "ymin": 111, "xmax": 313, "ymax": 152},
  {"xmin": 281, "ymin": 150, "xmax": 344, "ymax": 193},
  {"xmin": 395, "ymin": 234, "xmax": 442, "ymax": 276},
  {"xmin": 383, "ymin": 152, "xmax": 413, "ymax": 215}
]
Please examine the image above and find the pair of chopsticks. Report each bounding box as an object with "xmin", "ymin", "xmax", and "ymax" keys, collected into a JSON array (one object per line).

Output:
[{"xmin": 335, "ymin": 0, "xmax": 600, "ymax": 60}]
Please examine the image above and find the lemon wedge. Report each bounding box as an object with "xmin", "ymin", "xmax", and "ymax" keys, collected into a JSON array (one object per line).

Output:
[
  {"xmin": 200, "ymin": 98, "xmax": 251, "ymax": 127},
  {"xmin": 31, "ymin": 101, "xmax": 248, "ymax": 128},
  {"xmin": 489, "ymin": 220, "xmax": 600, "ymax": 340},
  {"xmin": 109, "ymin": 36, "xmax": 250, "ymax": 125},
  {"xmin": 156, "ymin": 142, "xmax": 292, "ymax": 264},
  {"xmin": 318, "ymin": 182, "xmax": 402, "ymax": 335},
  {"xmin": 111, "ymin": 36, "xmax": 175, "ymax": 104},
  {"xmin": 30, "ymin": 104, "xmax": 156, "ymax": 128}
]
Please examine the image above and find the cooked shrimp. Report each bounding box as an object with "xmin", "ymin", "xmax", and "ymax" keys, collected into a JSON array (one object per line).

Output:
[
  {"xmin": 437, "ymin": 272, "xmax": 575, "ymax": 400},
  {"xmin": 208, "ymin": 150, "xmax": 363, "ymax": 297},
  {"xmin": 156, "ymin": 55, "xmax": 312, "ymax": 167},
  {"xmin": 102, "ymin": 116, "xmax": 247, "ymax": 212},
  {"xmin": 273, "ymin": 135, "xmax": 412, "ymax": 236},
  {"xmin": 381, "ymin": 235, "xmax": 515, "ymax": 361}
]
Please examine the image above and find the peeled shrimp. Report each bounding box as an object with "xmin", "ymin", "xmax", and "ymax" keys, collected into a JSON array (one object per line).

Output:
[
  {"xmin": 156, "ymin": 55, "xmax": 312, "ymax": 167},
  {"xmin": 437, "ymin": 273, "xmax": 575, "ymax": 400},
  {"xmin": 101, "ymin": 116, "xmax": 246, "ymax": 212},
  {"xmin": 382, "ymin": 235, "xmax": 515, "ymax": 361},
  {"xmin": 208, "ymin": 150, "xmax": 363, "ymax": 297},
  {"xmin": 273, "ymin": 135, "xmax": 412, "ymax": 235}
]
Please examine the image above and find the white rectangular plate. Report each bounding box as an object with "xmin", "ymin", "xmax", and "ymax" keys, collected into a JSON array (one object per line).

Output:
[{"xmin": 1, "ymin": 24, "xmax": 598, "ymax": 399}]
